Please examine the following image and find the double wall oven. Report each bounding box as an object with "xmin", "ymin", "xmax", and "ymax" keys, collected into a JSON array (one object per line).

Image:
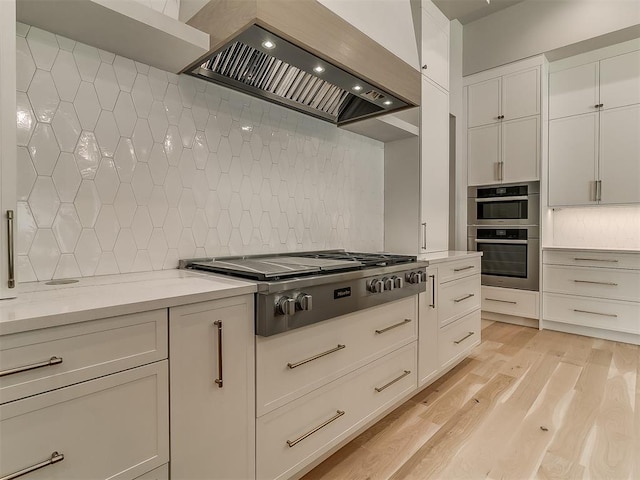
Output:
[{"xmin": 468, "ymin": 182, "xmax": 539, "ymax": 291}]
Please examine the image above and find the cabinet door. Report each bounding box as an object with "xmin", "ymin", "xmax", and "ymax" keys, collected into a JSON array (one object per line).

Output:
[
  {"xmin": 170, "ymin": 296, "xmax": 255, "ymax": 480},
  {"xmin": 468, "ymin": 123, "xmax": 500, "ymax": 186},
  {"xmin": 599, "ymin": 104, "xmax": 640, "ymax": 204},
  {"xmin": 418, "ymin": 267, "xmax": 438, "ymax": 387},
  {"xmin": 549, "ymin": 62, "xmax": 599, "ymax": 119},
  {"xmin": 467, "ymin": 77, "xmax": 501, "ymax": 128},
  {"xmin": 548, "ymin": 113, "xmax": 598, "ymax": 206},
  {"xmin": 502, "ymin": 116, "xmax": 539, "ymax": 183},
  {"xmin": 0, "ymin": 0, "xmax": 16, "ymax": 299},
  {"xmin": 421, "ymin": 77, "xmax": 449, "ymax": 252},
  {"xmin": 599, "ymin": 49, "xmax": 640, "ymax": 110},
  {"xmin": 421, "ymin": 7, "xmax": 449, "ymax": 91},
  {"xmin": 502, "ymin": 67, "xmax": 540, "ymax": 121}
]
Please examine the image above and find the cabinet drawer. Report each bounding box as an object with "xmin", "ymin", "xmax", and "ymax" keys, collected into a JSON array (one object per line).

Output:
[
  {"xmin": 438, "ymin": 257, "xmax": 481, "ymax": 283},
  {"xmin": 543, "ymin": 293, "xmax": 640, "ymax": 335},
  {"xmin": 439, "ymin": 310, "xmax": 481, "ymax": 370},
  {"xmin": 543, "ymin": 265, "xmax": 640, "ymax": 302},
  {"xmin": 257, "ymin": 343, "xmax": 417, "ymax": 480},
  {"xmin": 543, "ymin": 250, "xmax": 640, "ymax": 270},
  {"xmin": 0, "ymin": 309, "xmax": 167, "ymax": 404},
  {"xmin": 482, "ymin": 286, "xmax": 539, "ymax": 319},
  {"xmin": 0, "ymin": 361, "xmax": 169, "ymax": 480},
  {"xmin": 256, "ymin": 297, "xmax": 416, "ymax": 416},
  {"xmin": 438, "ymin": 274, "xmax": 481, "ymax": 327}
]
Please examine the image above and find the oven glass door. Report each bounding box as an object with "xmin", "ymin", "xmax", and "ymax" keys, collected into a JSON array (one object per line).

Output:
[
  {"xmin": 475, "ymin": 198, "xmax": 528, "ymax": 222},
  {"xmin": 476, "ymin": 242, "xmax": 528, "ymax": 278}
]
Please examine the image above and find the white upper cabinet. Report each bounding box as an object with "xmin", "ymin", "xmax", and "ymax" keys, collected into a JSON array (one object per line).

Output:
[
  {"xmin": 600, "ymin": 50, "xmax": 640, "ymax": 110},
  {"xmin": 421, "ymin": 3, "xmax": 449, "ymax": 91},
  {"xmin": 549, "ymin": 63, "xmax": 599, "ymax": 119},
  {"xmin": 466, "ymin": 61, "xmax": 541, "ymax": 186}
]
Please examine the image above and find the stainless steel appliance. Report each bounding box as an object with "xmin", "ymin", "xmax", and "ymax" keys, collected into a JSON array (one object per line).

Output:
[
  {"xmin": 180, "ymin": 251, "xmax": 427, "ymax": 336},
  {"xmin": 468, "ymin": 226, "xmax": 539, "ymax": 291},
  {"xmin": 468, "ymin": 181, "xmax": 539, "ymax": 226}
]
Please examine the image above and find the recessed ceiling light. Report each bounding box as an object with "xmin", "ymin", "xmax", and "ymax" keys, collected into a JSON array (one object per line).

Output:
[
  {"xmin": 353, "ymin": 85, "xmax": 363, "ymax": 91},
  {"xmin": 486, "ymin": 0, "xmax": 490, "ymax": 4},
  {"xmin": 262, "ymin": 40, "xmax": 275, "ymax": 50},
  {"xmin": 383, "ymin": 100, "xmax": 393, "ymax": 106},
  {"xmin": 313, "ymin": 66, "xmax": 325, "ymax": 73}
]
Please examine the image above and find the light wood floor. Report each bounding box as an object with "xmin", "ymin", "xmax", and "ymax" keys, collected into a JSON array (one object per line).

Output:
[{"xmin": 303, "ymin": 320, "xmax": 640, "ymax": 480}]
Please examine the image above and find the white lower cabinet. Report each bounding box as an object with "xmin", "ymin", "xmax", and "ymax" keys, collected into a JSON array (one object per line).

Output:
[
  {"xmin": 169, "ymin": 295, "xmax": 255, "ymax": 480},
  {"xmin": 481, "ymin": 285, "xmax": 539, "ymax": 319},
  {"xmin": 438, "ymin": 274, "xmax": 481, "ymax": 327},
  {"xmin": 0, "ymin": 362, "xmax": 169, "ymax": 480},
  {"xmin": 256, "ymin": 343, "xmax": 417, "ymax": 480},
  {"xmin": 418, "ymin": 267, "xmax": 438, "ymax": 387},
  {"xmin": 439, "ymin": 310, "xmax": 481, "ymax": 370}
]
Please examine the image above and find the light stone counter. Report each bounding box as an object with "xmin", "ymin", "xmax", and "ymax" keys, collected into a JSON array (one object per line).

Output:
[{"xmin": 418, "ymin": 250, "xmax": 482, "ymax": 264}]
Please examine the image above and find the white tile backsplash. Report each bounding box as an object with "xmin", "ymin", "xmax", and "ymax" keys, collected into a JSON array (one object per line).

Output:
[
  {"xmin": 16, "ymin": 23, "xmax": 385, "ymax": 281},
  {"xmin": 552, "ymin": 206, "xmax": 640, "ymax": 249}
]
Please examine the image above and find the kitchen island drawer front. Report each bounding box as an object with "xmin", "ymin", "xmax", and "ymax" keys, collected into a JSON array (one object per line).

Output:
[
  {"xmin": 438, "ymin": 275, "xmax": 481, "ymax": 327},
  {"xmin": 481, "ymin": 285, "xmax": 539, "ymax": 318},
  {"xmin": 0, "ymin": 309, "xmax": 167, "ymax": 404},
  {"xmin": 0, "ymin": 361, "xmax": 169, "ymax": 480},
  {"xmin": 439, "ymin": 310, "xmax": 481, "ymax": 370},
  {"xmin": 438, "ymin": 257, "xmax": 481, "ymax": 283},
  {"xmin": 256, "ymin": 297, "xmax": 417, "ymax": 416},
  {"xmin": 257, "ymin": 344, "xmax": 417, "ymax": 480},
  {"xmin": 543, "ymin": 265, "xmax": 640, "ymax": 301},
  {"xmin": 543, "ymin": 250, "xmax": 640, "ymax": 270},
  {"xmin": 543, "ymin": 293, "xmax": 640, "ymax": 334}
]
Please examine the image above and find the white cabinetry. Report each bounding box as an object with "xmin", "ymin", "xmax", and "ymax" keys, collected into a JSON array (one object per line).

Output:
[
  {"xmin": 418, "ymin": 266, "xmax": 438, "ymax": 387},
  {"xmin": 421, "ymin": 0, "xmax": 449, "ymax": 91},
  {"xmin": 0, "ymin": 310, "xmax": 169, "ymax": 480},
  {"xmin": 549, "ymin": 47, "xmax": 640, "ymax": 206},
  {"xmin": 169, "ymin": 295, "xmax": 255, "ymax": 480},
  {"xmin": 542, "ymin": 249, "xmax": 640, "ymax": 345},
  {"xmin": 0, "ymin": 0, "xmax": 16, "ymax": 299},
  {"xmin": 465, "ymin": 62, "xmax": 541, "ymax": 186}
]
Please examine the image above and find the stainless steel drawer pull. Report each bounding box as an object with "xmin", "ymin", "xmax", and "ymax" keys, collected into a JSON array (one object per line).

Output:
[
  {"xmin": 374, "ymin": 370, "xmax": 411, "ymax": 392},
  {"xmin": 214, "ymin": 321, "xmax": 223, "ymax": 388},
  {"xmin": 0, "ymin": 356, "xmax": 63, "ymax": 378},
  {"xmin": 573, "ymin": 257, "xmax": 618, "ymax": 263},
  {"xmin": 1, "ymin": 451, "xmax": 64, "ymax": 480},
  {"xmin": 287, "ymin": 344, "xmax": 346, "ymax": 369},
  {"xmin": 453, "ymin": 265, "xmax": 475, "ymax": 272},
  {"xmin": 6, "ymin": 210, "xmax": 15, "ymax": 288},
  {"xmin": 454, "ymin": 331, "xmax": 475, "ymax": 345},
  {"xmin": 286, "ymin": 410, "xmax": 345, "ymax": 448},
  {"xmin": 573, "ymin": 280, "xmax": 618, "ymax": 286},
  {"xmin": 573, "ymin": 309, "xmax": 618, "ymax": 318},
  {"xmin": 484, "ymin": 298, "xmax": 517, "ymax": 304},
  {"xmin": 375, "ymin": 318, "xmax": 412, "ymax": 334},
  {"xmin": 454, "ymin": 293, "xmax": 475, "ymax": 303},
  {"xmin": 429, "ymin": 274, "xmax": 436, "ymax": 308}
]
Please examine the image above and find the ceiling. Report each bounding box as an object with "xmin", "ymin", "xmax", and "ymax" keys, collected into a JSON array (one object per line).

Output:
[{"xmin": 432, "ymin": 0, "xmax": 526, "ymax": 24}]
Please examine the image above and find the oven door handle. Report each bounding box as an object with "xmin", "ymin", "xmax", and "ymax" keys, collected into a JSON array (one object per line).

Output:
[
  {"xmin": 474, "ymin": 239, "xmax": 528, "ymax": 245},
  {"xmin": 474, "ymin": 195, "xmax": 528, "ymax": 203}
]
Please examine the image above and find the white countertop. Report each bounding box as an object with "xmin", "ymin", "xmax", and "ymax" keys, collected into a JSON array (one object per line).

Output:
[
  {"xmin": 0, "ymin": 270, "xmax": 257, "ymax": 335},
  {"xmin": 543, "ymin": 246, "xmax": 640, "ymax": 254},
  {"xmin": 419, "ymin": 250, "xmax": 482, "ymax": 264}
]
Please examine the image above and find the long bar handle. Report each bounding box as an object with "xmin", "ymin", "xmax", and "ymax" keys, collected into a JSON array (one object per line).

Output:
[
  {"xmin": 475, "ymin": 195, "xmax": 528, "ymax": 203},
  {"xmin": 596, "ymin": 180, "xmax": 602, "ymax": 202},
  {"xmin": 499, "ymin": 161, "xmax": 504, "ymax": 181},
  {"xmin": 573, "ymin": 309, "xmax": 617, "ymax": 318},
  {"xmin": 429, "ymin": 274, "xmax": 436, "ymax": 308},
  {"xmin": 573, "ymin": 280, "xmax": 618, "ymax": 286},
  {"xmin": 6, "ymin": 210, "xmax": 14, "ymax": 288},
  {"xmin": 0, "ymin": 356, "xmax": 63, "ymax": 378},
  {"xmin": 421, "ymin": 223, "xmax": 427, "ymax": 250},
  {"xmin": 286, "ymin": 410, "xmax": 345, "ymax": 447},
  {"xmin": 213, "ymin": 321, "xmax": 223, "ymax": 388},
  {"xmin": 375, "ymin": 319, "xmax": 412, "ymax": 334},
  {"xmin": 574, "ymin": 257, "xmax": 618, "ymax": 263},
  {"xmin": 374, "ymin": 370, "xmax": 411, "ymax": 393},
  {"xmin": 484, "ymin": 298, "xmax": 517, "ymax": 304},
  {"xmin": 1, "ymin": 452, "xmax": 64, "ymax": 480},
  {"xmin": 475, "ymin": 239, "xmax": 528, "ymax": 245},
  {"xmin": 287, "ymin": 344, "xmax": 345, "ymax": 369},
  {"xmin": 454, "ymin": 293, "xmax": 475, "ymax": 303},
  {"xmin": 454, "ymin": 265, "xmax": 475, "ymax": 272},
  {"xmin": 454, "ymin": 331, "xmax": 475, "ymax": 345}
]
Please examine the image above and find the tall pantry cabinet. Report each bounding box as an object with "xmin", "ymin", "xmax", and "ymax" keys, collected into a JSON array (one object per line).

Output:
[{"xmin": 0, "ymin": 0, "xmax": 16, "ymax": 299}]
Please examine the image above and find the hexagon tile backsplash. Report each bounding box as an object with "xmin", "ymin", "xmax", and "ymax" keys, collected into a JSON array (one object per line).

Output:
[{"xmin": 16, "ymin": 23, "xmax": 385, "ymax": 282}]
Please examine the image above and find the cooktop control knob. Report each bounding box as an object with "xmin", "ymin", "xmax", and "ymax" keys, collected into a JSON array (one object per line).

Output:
[
  {"xmin": 407, "ymin": 271, "xmax": 423, "ymax": 284},
  {"xmin": 382, "ymin": 277, "xmax": 394, "ymax": 291},
  {"xmin": 367, "ymin": 279, "xmax": 384, "ymax": 294},
  {"xmin": 296, "ymin": 293, "xmax": 313, "ymax": 311},
  {"xmin": 392, "ymin": 275, "xmax": 404, "ymax": 289},
  {"xmin": 276, "ymin": 296, "xmax": 296, "ymax": 316}
]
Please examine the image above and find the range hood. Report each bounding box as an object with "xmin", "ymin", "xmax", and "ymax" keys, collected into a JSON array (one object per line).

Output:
[{"xmin": 184, "ymin": 0, "xmax": 420, "ymax": 126}]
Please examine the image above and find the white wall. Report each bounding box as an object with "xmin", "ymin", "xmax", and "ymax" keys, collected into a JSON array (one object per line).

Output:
[
  {"xmin": 463, "ymin": 0, "xmax": 640, "ymax": 75},
  {"xmin": 318, "ymin": 0, "xmax": 420, "ymax": 70}
]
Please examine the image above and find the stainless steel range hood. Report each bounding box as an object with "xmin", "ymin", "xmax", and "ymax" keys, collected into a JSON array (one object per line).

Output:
[{"xmin": 184, "ymin": 0, "xmax": 420, "ymax": 126}]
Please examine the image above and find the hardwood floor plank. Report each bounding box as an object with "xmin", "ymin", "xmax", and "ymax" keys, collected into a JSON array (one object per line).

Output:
[
  {"xmin": 503, "ymin": 351, "xmax": 563, "ymax": 412},
  {"xmin": 419, "ymin": 373, "xmax": 488, "ymax": 425},
  {"xmin": 537, "ymin": 451, "xmax": 586, "ymax": 480}
]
